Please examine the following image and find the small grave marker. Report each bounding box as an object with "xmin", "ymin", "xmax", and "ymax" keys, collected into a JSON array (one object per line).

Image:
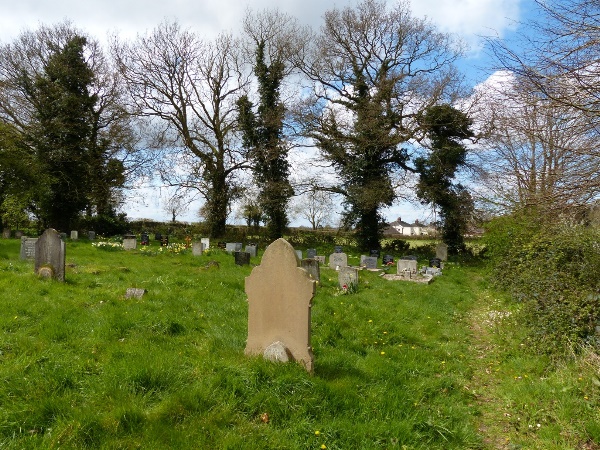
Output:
[
  {"xmin": 382, "ymin": 254, "xmax": 394, "ymax": 266},
  {"xmin": 245, "ymin": 238, "xmax": 316, "ymax": 372},
  {"xmin": 301, "ymin": 258, "xmax": 321, "ymax": 283},
  {"xmin": 192, "ymin": 242, "xmax": 205, "ymax": 256},
  {"xmin": 34, "ymin": 228, "xmax": 65, "ymax": 281},
  {"xmin": 329, "ymin": 252, "xmax": 348, "ymax": 269},
  {"xmin": 338, "ymin": 266, "xmax": 358, "ymax": 289},
  {"xmin": 70, "ymin": 230, "xmax": 78, "ymax": 240},
  {"xmin": 235, "ymin": 251, "xmax": 251, "ymax": 266},
  {"xmin": 363, "ymin": 256, "xmax": 378, "ymax": 270},
  {"xmin": 2, "ymin": 228, "xmax": 10, "ymax": 239},
  {"xmin": 306, "ymin": 248, "xmax": 317, "ymax": 259},
  {"xmin": 88, "ymin": 231, "xmax": 96, "ymax": 240},
  {"xmin": 334, "ymin": 245, "xmax": 343, "ymax": 253},
  {"xmin": 436, "ymin": 243, "xmax": 448, "ymax": 261},
  {"xmin": 20, "ymin": 237, "xmax": 38, "ymax": 260},
  {"xmin": 123, "ymin": 234, "xmax": 137, "ymax": 250},
  {"xmin": 201, "ymin": 237, "xmax": 210, "ymax": 249},
  {"xmin": 245, "ymin": 245, "xmax": 257, "ymax": 258}
]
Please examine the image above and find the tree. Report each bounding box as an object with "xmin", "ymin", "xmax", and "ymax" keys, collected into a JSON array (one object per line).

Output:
[
  {"xmin": 0, "ymin": 22, "xmax": 149, "ymax": 232},
  {"xmin": 114, "ymin": 22, "xmax": 250, "ymax": 238},
  {"xmin": 297, "ymin": 0, "xmax": 464, "ymax": 250},
  {"xmin": 162, "ymin": 190, "xmax": 189, "ymax": 223},
  {"xmin": 415, "ymin": 104, "xmax": 474, "ymax": 252},
  {"xmin": 293, "ymin": 188, "xmax": 336, "ymax": 230},
  {"xmin": 471, "ymin": 73, "xmax": 600, "ymax": 216},
  {"xmin": 238, "ymin": 9, "xmax": 307, "ymax": 239}
]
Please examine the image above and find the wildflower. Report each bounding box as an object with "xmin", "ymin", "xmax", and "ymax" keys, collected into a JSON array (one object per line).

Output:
[
  {"xmin": 315, "ymin": 430, "xmax": 320, "ymax": 436},
  {"xmin": 368, "ymin": 319, "xmax": 373, "ymax": 323},
  {"xmin": 380, "ymin": 351, "xmax": 385, "ymax": 355},
  {"xmin": 320, "ymin": 445, "xmax": 327, "ymax": 449}
]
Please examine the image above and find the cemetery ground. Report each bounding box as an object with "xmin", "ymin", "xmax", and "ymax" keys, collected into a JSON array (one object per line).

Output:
[{"xmin": 0, "ymin": 238, "xmax": 599, "ymax": 449}]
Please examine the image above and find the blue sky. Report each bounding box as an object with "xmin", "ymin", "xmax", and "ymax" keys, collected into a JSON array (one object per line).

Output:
[{"xmin": 0, "ymin": 0, "xmax": 538, "ymax": 226}]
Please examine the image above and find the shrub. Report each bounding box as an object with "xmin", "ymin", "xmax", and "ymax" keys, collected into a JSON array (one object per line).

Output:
[{"xmin": 484, "ymin": 212, "xmax": 600, "ymax": 353}]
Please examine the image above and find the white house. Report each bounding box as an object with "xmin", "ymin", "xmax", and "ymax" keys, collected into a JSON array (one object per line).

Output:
[{"xmin": 384, "ymin": 217, "xmax": 431, "ymax": 236}]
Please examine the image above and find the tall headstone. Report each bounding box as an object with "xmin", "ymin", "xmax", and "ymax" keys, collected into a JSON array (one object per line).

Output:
[
  {"xmin": 2, "ymin": 228, "xmax": 10, "ymax": 239},
  {"xmin": 20, "ymin": 237, "xmax": 38, "ymax": 260},
  {"xmin": 34, "ymin": 228, "xmax": 65, "ymax": 281},
  {"xmin": 338, "ymin": 266, "xmax": 358, "ymax": 289},
  {"xmin": 192, "ymin": 242, "xmax": 205, "ymax": 256},
  {"xmin": 201, "ymin": 237, "xmax": 210, "ymax": 249},
  {"xmin": 306, "ymin": 248, "xmax": 317, "ymax": 259},
  {"xmin": 235, "ymin": 251, "xmax": 251, "ymax": 266},
  {"xmin": 329, "ymin": 252, "xmax": 348, "ymax": 269},
  {"xmin": 88, "ymin": 231, "xmax": 96, "ymax": 240},
  {"xmin": 301, "ymin": 258, "xmax": 321, "ymax": 283},
  {"xmin": 245, "ymin": 238, "xmax": 316, "ymax": 372},
  {"xmin": 436, "ymin": 243, "xmax": 448, "ymax": 261},
  {"xmin": 123, "ymin": 235, "xmax": 137, "ymax": 250},
  {"xmin": 70, "ymin": 230, "xmax": 78, "ymax": 240}
]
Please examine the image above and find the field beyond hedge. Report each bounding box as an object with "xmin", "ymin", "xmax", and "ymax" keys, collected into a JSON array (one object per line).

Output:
[{"xmin": 0, "ymin": 237, "xmax": 598, "ymax": 449}]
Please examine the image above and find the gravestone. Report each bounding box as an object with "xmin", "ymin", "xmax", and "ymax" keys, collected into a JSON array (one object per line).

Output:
[
  {"xmin": 59, "ymin": 232, "xmax": 67, "ymax": 240},
  {"xmin": 160, "ymin": 235, "xmax": 169, "ymax": 246},
  {"xmin": 314, "ymin": 256, "xmax": 326, "ymax": 265},
  {"xmin": 334, "ymin": 245, "xmax": 343, "ymax": 253},
  {"xmin": 141, "ymin": 233, "xmax": 150, "ymax": 245},
  {"xmin": 88, "ymin": 231, "xmax": 96, "ymax": 240},
  {"xmin": 226, "ymin": 242, "xmax": 242, "ymax": 253},
  {"xmin": 329, "ymin": 252, "xmax": 348, "ymax": 269},
  {"xmin": 245, "ymin": 245, "xmax": 257, "ymax": 258},
  {"xmin": 382, "ymin": 254, "xmax": 394, "ymax": 265},
  {"xmin": 370, "ymin": 249, "xmax": 380, "ymax": 258},
  {"xmin": 123, "ymin": 234, "xmax": 137, "ymax": 250},
  {"xmin": 306, "ymin": 248, "xmax": 317, "ymax": 259},
  {"xmin": 34, "ymin": 228, "xmax": 65, "ymax": 281},
  {"xmin": 2, "ymin": 228, "xmax": 10, "ymax": 239},
  {"xmin": 338, "ymin": 266, "xmax": 358, "ymax": 289},
  {"xmin": 360, "ymin": 255, "xmax": 367, "ymax": 265},
  {"xmin": 217, "ymin": 242, "xmax": 227, "ymax": 249},
  {"xmin": 70, "ymin": 230, "xmax": 78, "ymax": 240},
  {"xmin": 245, "ymin": 238, "xmax": 316, "ymax": 372},
  {"xmin": 192, "ymin": 242, "xmax": 205, "ymax": 256},
  {"xmin": 20, "ymin": 237, "xmax": 38, "ymax": 260},
  {"xmin": 201, "ymin": 237, "xmax": 210, "ymax": 249},
  {"xmin": 436, "ymin": 243, "xmax": 448, "ymax": 261},
  {"xmin": 235, "ymin": 251, "xmax": 251, "ymax": 266},
  {"xmin": 15, "ymin": 230, "xmax": 23, "ymax": 239},
  {"xmin": 301, "ymin": 258, "xmax": 321, "ymax": 282},
  {"xmin": 125, "ymin": 288, "xmax": 146, "ymax": 299},
  {"xmin": 397, "ymin": 259, "xmax": 418, "ymax": 274},
  {"xmin": 363, "ymin": 256, "xmax": 378, "ymax": 270},
  {"xmin": 430, "ymin": 258, "xmax": 442, "ymax": 268},
  {"xmin": 295, "ymin": 250, "xmax": 303, "ymax": 260},
  {"xmin": 155, "ymin": 233, "xmax": 162, "ymax": 241}
]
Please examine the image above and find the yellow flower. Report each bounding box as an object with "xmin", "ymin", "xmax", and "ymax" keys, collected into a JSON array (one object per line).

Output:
[
  {"xmin": 320, "ymin": 445, "xmax": 327, "ymax": 449},
  {"xmin": 368, "ymin": 319, "xmax": 373, "ymax": 323},
  {"xmin": 315, "ymin": 430, "xmax": 320, "ymax": 436},
  {"xmin": 380, "ymin": 351, "xmax": 385, "ymax": 355}
]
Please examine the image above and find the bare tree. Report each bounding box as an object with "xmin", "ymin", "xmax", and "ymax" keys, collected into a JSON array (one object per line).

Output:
[
  {"xmin": 292, "ymin": 188, "xmax": 336, "ymax": 230},
  {"xmin": 113, "ymin": 21, "xmax": 251, "ymax": 238},
  {"xmin": 471, "ymin": 73, "xmax": 600, "ymax": 214}
]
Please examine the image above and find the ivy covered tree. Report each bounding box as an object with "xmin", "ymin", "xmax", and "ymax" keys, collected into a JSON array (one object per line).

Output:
[{"xmin": 415, "ymin": 104, "xmax": 474, "ymax": 253}]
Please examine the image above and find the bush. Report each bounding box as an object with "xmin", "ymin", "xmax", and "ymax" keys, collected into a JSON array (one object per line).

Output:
[{"xmin": 484, "ymin": 213, "xmax": 600, "ymax": 353}]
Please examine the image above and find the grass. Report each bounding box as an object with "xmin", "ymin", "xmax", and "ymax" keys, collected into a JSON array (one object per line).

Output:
[{"xmin": 0, "ymin": 237, "xmax": 597, "ymax": 449}]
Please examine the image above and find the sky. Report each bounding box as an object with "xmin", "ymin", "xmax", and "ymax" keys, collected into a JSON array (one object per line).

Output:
[{"xmin": 0, "ymin": 0, "xmax": 536, "ymax": 226}]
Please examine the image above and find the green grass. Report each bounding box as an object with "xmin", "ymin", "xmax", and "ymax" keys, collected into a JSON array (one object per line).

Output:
[{"xmin": 0, "ymin": 238, "xmax": 597, "ymax": 449}]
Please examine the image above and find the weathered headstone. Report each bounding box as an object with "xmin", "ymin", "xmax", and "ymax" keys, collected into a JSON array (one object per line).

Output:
[
  {"xmin": 306, "ymin": 248, "xmax": 317, "ymax": 259},
  {"xmin": 295, "ymin": 249, "xmax": 303, "ymax": 260},
  {"xmin": 14, "ymin": 230, "xmax": 23, "ymax": 239},
  {"xmin": 141, "ymin": 233, "xmax": 150, "ymax": 245},
  {"xmin": 382, "ymin": 254, "xmax": 394, "ymax": 265},
  {"xmin": 34, "ymin": 228, "xmax": 65, "ymax": 281},
  {"xmin": 338, "ymin": 266, "xmax": 358, "ymax": 289},
  {"xmin": 301, "ymin": 258, "xmax": 321, "ymax": 282},
  {"xmin": 2, "ymin": 228, "xmax": 10, "ymax": 239},
  {"xmin": 360, "ymin": 255, "xmax": 367, "ymax": 265},
  {"xmin": 70, "ymin": 230, "xmax": 78, "ymax": 240},
  {"xmin": 59, "ymin": 232, "xmax": 67, "ymax": 240},
  {"xmin": 125, "ymin": 288, "xmax": 146, "ymax": 299},
  {"xmin": 245, "ymin": 245, "xmax": 257, "ymax": 258},
  {"xmin": 235, "ymin": 251, "xmax": 251, "ymax": 266},
  {"xmin": 397, "ymin": 259, "xmax": 418, "ymax": 274},
  {"xmin": 363, "ymin": 256, "xmax": 378, "ymax": 270},
  {"xmin": 88, "ymin": 231, "xmax": 96, "ymax": 240},
  {"xmin": 370, "ymin": 249, "xmax": 380, "ymax": 258},
  {"xmin": 192, "ymin": 242, "xmax": 205, "ymax": 256},
  {"xmin": 217, "ymin": 241, "xmax": 227, "ymax": 249},
  {"xmin": 20, "ymin": 236, "xmax": 38, "ymax": 260},
  {"xmin": 160, "ymin": 235, "xmax": 169, "ymax": 246},
  {"xmin": 334, "ymin": 245, "xmax": 343, "ymax": 253},
  {"xmin": 329, "ymin": 252, "xmax": 348, "ymax": 269},
  {"xmin": 314, "ymin": 256, "xmax": 326, "ymax": 265},
  {"xmin": 245, "ymin": 238, "xmax": 316, "ymax": 372},
  {"xmin": 436, "ymin": 243, "xmax": 448, "ymax": 261},
  {"xmin": 155, "ymin": 233, "xmax": 162, "ymax": 241},
  {"xmin": 226, "ymin": 242, "xmax": 242, "ymax": 253},
  {"xmin": 123, "ymin": 234, "xmax": 137, "ymax": 250},
  {"xmin": 201, "ymin": 237, "xmax": 210, "ymax": 249},
  {"xmin": 430, "ymin": 258, "xmax": 442, "ymax": 268}
]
